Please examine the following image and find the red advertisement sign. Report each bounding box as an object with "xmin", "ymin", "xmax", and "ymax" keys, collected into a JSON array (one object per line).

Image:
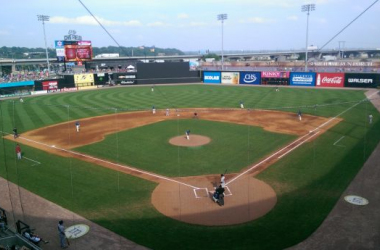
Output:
[
  {"xmin": 316, "ymin": 73, "xmax": 345, "ymax": 88},
  {"xmin": 65, "ymin": 43, "xmax": 93, "ymax": 62},
  {"xmin": 261, "ymin": 71, "xmax": 289, "ymax": 78},
  {"xmin": 42, "ymin": 81, "xmax": 58, "ymax": 91}
]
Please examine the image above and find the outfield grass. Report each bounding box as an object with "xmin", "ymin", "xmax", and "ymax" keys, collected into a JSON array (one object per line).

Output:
[
  {"xmin": 75, "ymin": 119, "xmax": 296, "ymax": 177},
  {"xmin": 1, "ymin": 84, "xmax": 379, "ymax": 249}
]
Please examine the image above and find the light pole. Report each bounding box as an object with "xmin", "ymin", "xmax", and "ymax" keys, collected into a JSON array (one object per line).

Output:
[
  {"xmin": 217, "ymin": 13, "xmax": 227, "ymax": 71},
  {"xmin": 339, "ymin": 41, "xmax": 345, "ymax": 59},
  {"xmin": 301, "ymin": 4, "xmax": 315, "ymax": 72},
  {"xmin": 37, "ymin": 15, "xmax": 50, "ymax": 72}
]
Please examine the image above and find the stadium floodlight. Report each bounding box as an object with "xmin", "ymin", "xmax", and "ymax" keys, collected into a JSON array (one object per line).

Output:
[
  {"xmin": 37, "ymin": 15, "xmax": 51, "ymax": 73},
  {"xmin": 217, "ymin": 14, "xmax": 228, "ymax": 71},
  {"xmin": 301, "ymin": 4, "xmax": 316, "ymax": 72}
]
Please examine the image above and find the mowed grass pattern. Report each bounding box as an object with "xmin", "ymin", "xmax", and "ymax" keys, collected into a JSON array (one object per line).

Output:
[
  {"xmin": 1, "ymin": 84, "xmax": 380, "ymax": 250},
  {"xmin": 75, "ymin": 119, "xmax": 296, "ymax": 177}
]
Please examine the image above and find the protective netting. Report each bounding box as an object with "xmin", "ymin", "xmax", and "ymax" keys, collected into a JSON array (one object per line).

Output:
[{"xmin": 0, "ymin": 85, "xmax": 379, "ymax": 249}]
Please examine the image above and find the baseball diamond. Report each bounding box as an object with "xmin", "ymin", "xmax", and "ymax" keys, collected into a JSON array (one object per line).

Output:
[{"xmin": 1, "ymin": 84, "xmax": 379, "ymax": 250}]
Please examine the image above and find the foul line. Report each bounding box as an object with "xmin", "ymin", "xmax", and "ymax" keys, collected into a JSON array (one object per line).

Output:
[
  {"xmin": 333, "ymin": 136, "xmax": 346, "ymax": 147},
  {"xmin": 226, "ymin": 131, "xmax": 317, "ymax": 185},
  {"xmin": 23, "ymin": 156, "xmax": 41, "ymax": 166},
  {"xmin": 227, "ymin": 91, "xmax": 379, "ymax": 186},
  {"xmin": 277, "ymin": 131, "xmax": 320, "ymax": 159},
  {"xmin": 1, "ymin": 132, "xmax": 200, "ymax": 190}
]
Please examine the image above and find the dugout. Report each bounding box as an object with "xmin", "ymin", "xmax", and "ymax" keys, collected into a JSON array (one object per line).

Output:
[
  {"xmin": 0, "ymin": 81, "xmax": 34, "ymax": 97},
  {"xmin": 136, "ymin": 62, "xmax": 200, "ymax": 84}
]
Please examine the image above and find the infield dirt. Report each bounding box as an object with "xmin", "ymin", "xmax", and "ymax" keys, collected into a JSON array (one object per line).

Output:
[{"xmin": 6, "ymin": 109, "xmax": 340, "ymax": 226}]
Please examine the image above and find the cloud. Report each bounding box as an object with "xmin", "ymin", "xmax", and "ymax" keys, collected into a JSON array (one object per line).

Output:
[
  {"xmin": 189, "ymin": 22, "xmax": 207, "ymax": 27},
  {"xmin": 109, "ymin": 29, "xmax": 122, "ymax": 34},
  {"xmin": 177, "ymin": 13, "xmax": 189, "ymax": 19},
  {"xmin": 317, "ymin": 18, "xmax": 327, "ymax": 24},
  {"xmin": 287, "ymin": 15, "xmax": 298, "ymax": 21},
  {"xmin": 50, "ymin": 16, "xmax": 142, "ymax": 27},
  {"xmin": 0, "ymin": 30, "xmax": 10, "ymax": 35},
  {"xmin": 240, "ymin": 17, "xmax": 276, "ymax": 24},
  {"xmin": 147, "ymin": 21, "xmax": 166, "ymax": 27}
]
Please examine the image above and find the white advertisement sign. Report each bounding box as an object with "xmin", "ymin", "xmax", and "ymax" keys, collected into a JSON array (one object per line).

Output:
[{"xmin": 221, "ymin": 72, "xmax": 239, "ymax": 84}]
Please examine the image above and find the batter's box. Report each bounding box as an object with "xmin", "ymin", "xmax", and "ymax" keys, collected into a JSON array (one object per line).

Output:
[
  {"xmin": 193, "ymin": 188, "xmax": 209, "ymax": 198},
  {"xmin": 224, "ymin": 186, "xmax": 232, "ymax": 196}
]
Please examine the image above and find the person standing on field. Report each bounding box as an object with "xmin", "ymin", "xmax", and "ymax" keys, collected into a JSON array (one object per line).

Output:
[
  {"xmin": 220, "ymin": 174, "xmax": 226, "ymax": 187},
  {"xmin": 369, "ymin": 114, "xmax": 373, "ymax": 124},
  {"xmin": 75, "ymin": 121, "xmax": 80, "ymax": 132},
  {"xmin": 15, "ymin": 144, "xmax": 22, "ymax": 160},
  {"xmin": 58, "ymin": 220, "xmax": 68, "ymax": 249},
  {"xmin": 13, "ymin": 127, "xmax": 19, "ymax": 139},
  {"xmin": 298, "ymin": 110, "xmax": 302, "ymax": 121}
]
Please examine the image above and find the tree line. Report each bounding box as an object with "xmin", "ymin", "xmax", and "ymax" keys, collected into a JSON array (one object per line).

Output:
[{"xmin": 0, "ymin": 46, "xmax": 184, "ymax": 59}]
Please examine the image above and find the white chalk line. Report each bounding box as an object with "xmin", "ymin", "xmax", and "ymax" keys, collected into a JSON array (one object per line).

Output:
[
  {"xmin": 224, "ymin": 186, "xmax": 232, "ymax": 196},
  {"xmin": 277, "ymin": 131, "xmax": 320, "ymax": 159},
  {"xmin": 23, "ymin": 156, "xmax": 41, "ymax": 166},
  {"xmin": 0, "ymin": 132, "xmax": 200, "ymax": 190},
  {"xmin": 194, "ymin": 188, "xmax": 209, "ymax": 198},
  {"xmin": 227, "ymin": 91, "xmax": 379, "ymax": 186},
  {"xmin": 226, "ymin": 131, "xmax": 316, "ymax": 185},
  {"xmin": 333, "ymin": 136, "xmax": 346, "ymax": 147}
]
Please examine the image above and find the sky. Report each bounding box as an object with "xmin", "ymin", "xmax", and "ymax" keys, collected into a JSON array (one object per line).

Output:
[{"xmin": 1, "ymin": 0, "xmax": 379, "ymax": 52}]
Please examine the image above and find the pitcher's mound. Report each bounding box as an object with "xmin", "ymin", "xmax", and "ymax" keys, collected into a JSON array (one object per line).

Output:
[{"xmin": 169, "ymin": 135, "xmax": 211, "ymax": 147}]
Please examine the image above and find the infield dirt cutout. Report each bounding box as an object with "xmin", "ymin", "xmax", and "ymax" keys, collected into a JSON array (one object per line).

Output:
[{"xmin": 7, "ymin": 109, "xmax": 341, "ymax": 226}]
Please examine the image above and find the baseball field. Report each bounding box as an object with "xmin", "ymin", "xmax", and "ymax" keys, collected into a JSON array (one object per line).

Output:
[{"xmin": 1, "ymin": 84, "xmax": 379, "ymax": 249}]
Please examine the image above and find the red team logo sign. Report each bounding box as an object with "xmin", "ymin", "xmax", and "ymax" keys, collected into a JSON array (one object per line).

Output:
[{"xmin": 316, "ymin": 73, "xmax": 345, "ymax": 88}]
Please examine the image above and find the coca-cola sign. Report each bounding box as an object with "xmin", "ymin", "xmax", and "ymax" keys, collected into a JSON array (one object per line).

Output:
[{"xmin": 316, "ymin": 73, "xmax": 345, "ymax": 88}]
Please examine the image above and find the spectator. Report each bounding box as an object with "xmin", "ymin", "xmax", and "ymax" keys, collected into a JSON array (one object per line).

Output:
[
  {"xmin": 0, "ymin": 211, "xmax": 6, "ymax": 231},
  {"xmin": 23, "ymin": 230, "xmax": 49, "ymax": 245}
]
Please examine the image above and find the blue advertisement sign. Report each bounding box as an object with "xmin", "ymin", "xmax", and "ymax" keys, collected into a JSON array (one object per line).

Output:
[
  {"xmin": 203, "ymin": 72, "xmax": 221, "ymax": 84},
  {"xmin": 55, "ymin": 40, "xmax": 65, "ymax": 48},
  {"xmin": 0, "ymin": 81, "xmax": 34, "ymax": 89},
  {"xmin": 239, "ymin": 72, "xmax": 261, "ymax": 85},
  {"xmin": 289, "ymin": 72, "xmax": 316, "ymax": 86}
]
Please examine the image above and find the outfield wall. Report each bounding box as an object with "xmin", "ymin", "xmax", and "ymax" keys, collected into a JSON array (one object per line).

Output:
[{"xmin": 203, "ymin": 71, "xmax": 380, "ymax": 88}]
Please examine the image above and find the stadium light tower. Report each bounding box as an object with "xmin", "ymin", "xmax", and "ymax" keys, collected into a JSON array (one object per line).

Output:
[
  {"xmin": 37, "ymin": 15, "xmax": 50, "ymax": 72},
  {"xmin": 301, "ymin": 4, "xmax": 315, "ymax": 72},
  {"xmin": 217, "ymin": 13, "xmax": 228, "ymax": 71}
]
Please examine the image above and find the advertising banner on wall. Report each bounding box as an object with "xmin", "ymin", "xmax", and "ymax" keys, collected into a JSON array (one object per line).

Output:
[
  {"xmin": 221, "ymin": 72, "xmax": 239, "ymax": 84},
  {"xmin": 289, "ymin": 72, "xmax": 316, "ymax": 86},
  {"xmin": 239, "ymin": 72, "xmax": 261, "ymax": 85},
  {"xmin": 116, "ymin": 74, "xmax": 137, "ymax": 85},
  {"xmin": 42, "ymin": 81, "xmax": 58, "ymax": 92},
  {"xmin": 261, "ymin": 71, "xmax": 290, "ymax": 78},
  {"xmin": 316, "ymin": 73, "xmax": 344, "ymax": 88},
  {"xmin": 203, "ymin": 72, "xmax": 221, "ymax": 84},
  {"xmin": 74, "ymin": 74, "xmax": 94, "ymax": 84},
  {"xmin": 344, "ymin": 73, "xmax": 379, "ymax": 88}
]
